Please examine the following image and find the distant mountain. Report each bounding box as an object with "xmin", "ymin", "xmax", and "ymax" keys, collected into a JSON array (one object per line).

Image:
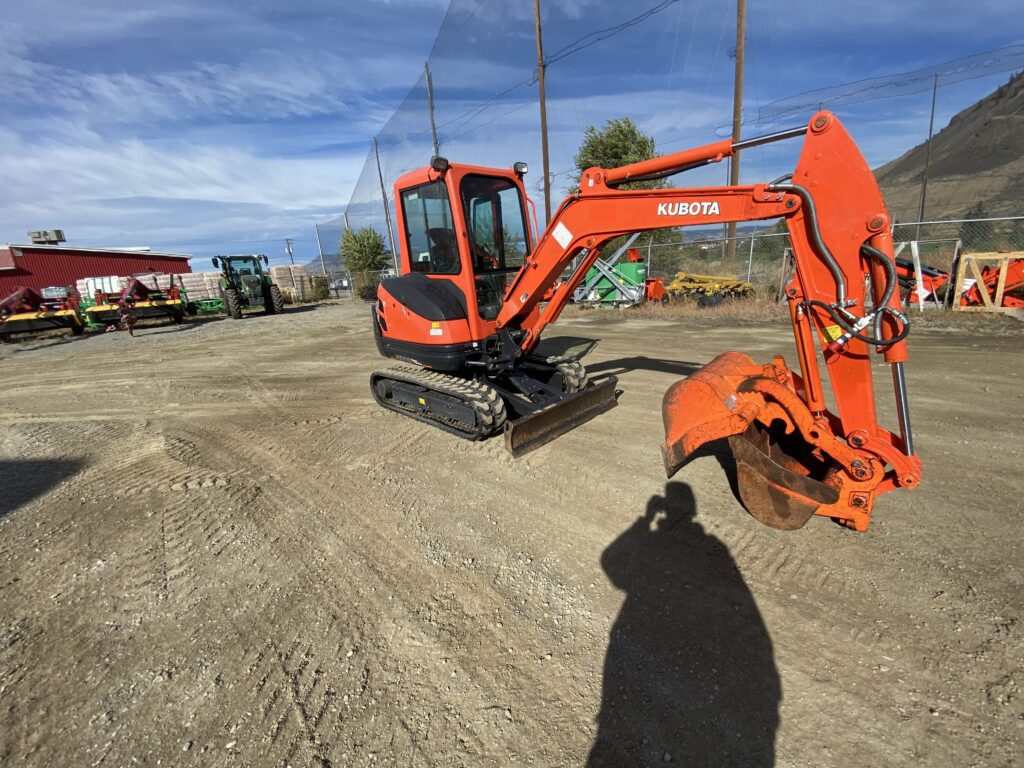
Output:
[
  {"xmin": 875, "ymin": 71, "xmax": 1024, "ymax": 221},
  {"xmin": 305, "ymin": 252, "xmax": 343, "ymax": 274}
]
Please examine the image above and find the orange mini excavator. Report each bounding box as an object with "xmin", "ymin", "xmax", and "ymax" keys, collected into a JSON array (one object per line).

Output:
[{"xmin": 371, "ymin": 112, "xmax": 922, "ymax": 531}]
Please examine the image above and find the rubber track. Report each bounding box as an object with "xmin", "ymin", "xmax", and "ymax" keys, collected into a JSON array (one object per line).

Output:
[{"xmin": 370, "ymin": 366, "xmax": 507, "ymax": 441}]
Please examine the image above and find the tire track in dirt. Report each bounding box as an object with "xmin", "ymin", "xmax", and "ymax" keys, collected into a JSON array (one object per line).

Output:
[
  {"xmin": 2, "ymin": 303, "xmax": 1021, "ymax": 767},
  {"xmin": 167, "ymin": 407, "xmax": 584, "ymax": 763}
]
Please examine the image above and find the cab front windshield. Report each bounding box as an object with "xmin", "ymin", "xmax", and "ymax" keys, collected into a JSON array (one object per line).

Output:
[
  {"xmin": 227, "ymin": 257, "xmax": 260, "ymax": 278},
  {"xmin": 460, "ymin": 175, "xmax": 530, "ymax": 320}
]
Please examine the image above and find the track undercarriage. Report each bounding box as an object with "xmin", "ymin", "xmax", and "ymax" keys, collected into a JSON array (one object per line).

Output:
[{"xmin": 370, "ymin": 357, "xmax": 618, "ymax": 456}]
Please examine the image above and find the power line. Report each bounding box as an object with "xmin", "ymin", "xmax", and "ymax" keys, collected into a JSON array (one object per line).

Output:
[
  {"xmin": 544, "ymin": 0, "xmax": 679, "ymax": 66},
  {"xmin": 377, "ymin": 1, "xmax": 685, "ymax": 153},
  {"xmin": 758, "ymin": 43, "xmax": 1024, "ymax": 123}
]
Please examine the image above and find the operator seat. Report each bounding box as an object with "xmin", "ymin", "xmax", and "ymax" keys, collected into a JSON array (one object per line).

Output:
[{"xmin": 428, "ymin": 228, "xmax": 459, "ymax": 273}]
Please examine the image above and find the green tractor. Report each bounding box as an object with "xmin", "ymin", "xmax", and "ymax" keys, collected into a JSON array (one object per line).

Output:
[{"xmin": 211, "ymin": 254, "xmax": 285, "ymax": 319}]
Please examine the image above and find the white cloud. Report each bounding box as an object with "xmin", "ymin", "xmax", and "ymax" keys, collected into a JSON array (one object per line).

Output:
[{"xmin": 0, "ymin": 123, "xmax": 363, "ymax": 255}]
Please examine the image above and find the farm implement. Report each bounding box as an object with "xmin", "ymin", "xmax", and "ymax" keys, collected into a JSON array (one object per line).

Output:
[
  {"xmin": 897, "ymin": 252, "xmax": 1024, "ymax": 311},
  {"xmin": 572, "ymin": 239, "xmax": 668, "ymax": 307},
  {"xmin": 0, "ymin": 286, "xmax": 84, "ymax": 338},
  {"xmin": 84, "ymin": 278, "xmax": 186, "ymax": 333},
  {"xmin": 663, "ymin": 271, "xmax": 754, "ymax": 305}
]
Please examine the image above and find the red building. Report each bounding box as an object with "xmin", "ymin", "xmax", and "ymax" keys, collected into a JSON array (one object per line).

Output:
[{"xmin": 0, "ymin": 243, "xmax": 192, "ymax": 296}]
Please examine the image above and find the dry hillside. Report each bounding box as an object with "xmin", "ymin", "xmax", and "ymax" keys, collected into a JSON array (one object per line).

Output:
[{"xmin": 875, "ymin": 70, "xmax": 1024, "ymax": 220}]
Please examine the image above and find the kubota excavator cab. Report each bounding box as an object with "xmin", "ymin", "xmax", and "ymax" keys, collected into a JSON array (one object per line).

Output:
[
  {"xmin": 374, "ymin": 158, "xmax": 542, "ymax": 368},
  {"xmin": 372, "ymin": 158, "xmax": 618, "ymax": 453}
]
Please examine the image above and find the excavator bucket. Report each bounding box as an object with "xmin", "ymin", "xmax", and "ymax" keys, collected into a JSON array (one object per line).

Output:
[
  {"xmin": 726, "ymin": 425, "xmax": 840, "ymax": 530},
  {"xmin": 661, "ymin": 352, "xmax": 841, "ymax": 530},
  {"xmin": 504, "ymin": 376, "xmax": 619, "ymax": 457}
]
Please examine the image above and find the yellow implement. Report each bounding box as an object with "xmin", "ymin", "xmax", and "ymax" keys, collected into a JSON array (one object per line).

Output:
[
  {"xmin": 0, "ymin": 287, "xmax": 84, "ymax": 337},
  {"xmin": 664, "ymin": 271, "xmax": 754, "ymax": 297}
]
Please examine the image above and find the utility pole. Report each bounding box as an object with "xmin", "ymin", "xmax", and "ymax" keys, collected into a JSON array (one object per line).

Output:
[
  {"xmin": 425, "ymin": 62, "xmax": 440, "ymax": 158},
  {"xmin": 284, "ymin": 238, "xmax": 295, "ymax": 265},
  {"xmin": 916, "ymin": 73, "xmax": 940, "ymax": 241},
  {"xmin": 374, "ymin": 136, "xmax": 399, "ymax": 271},
  {"xmin": 313, "ymin": 223, "xmax": 328, "ymax": 275},
  {"xmin": 725, "ymin": 0, "xmax": 746, "ymax": 264},
  {"xmin": 533, "ymin": 0, "xmax": 552, "ymax": 223}
]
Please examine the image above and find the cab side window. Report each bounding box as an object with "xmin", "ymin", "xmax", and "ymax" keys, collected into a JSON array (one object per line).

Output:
[{"xmin": 400, "ymin": 180, "xmax": 460, "ymax": 275}]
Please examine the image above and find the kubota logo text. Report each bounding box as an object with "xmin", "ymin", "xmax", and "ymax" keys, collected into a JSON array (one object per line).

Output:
[{"xmin": 657, "ymin": 201, "xmax": 721, "ymax": 216}]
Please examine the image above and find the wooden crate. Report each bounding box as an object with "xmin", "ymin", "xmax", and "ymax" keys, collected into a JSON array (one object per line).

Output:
[{"xmin": 952, "ymin": 251, "xmax": 1023, "ymax": 314}]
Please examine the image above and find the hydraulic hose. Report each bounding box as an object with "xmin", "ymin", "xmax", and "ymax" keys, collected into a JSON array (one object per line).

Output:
[
  {"xmin": 804, "ymin": 243, "xmax": 910, "ymax": 348},
  {"xmin": 767, "ymin": 180, "xmax": 849, "ymax": 305},
  {"xmin": 768, "ymin": 179, "xmax": 908, "ymax": 349}
]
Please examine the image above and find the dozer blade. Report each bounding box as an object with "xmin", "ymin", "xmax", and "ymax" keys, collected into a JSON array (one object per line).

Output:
[
  {"xmin": 504, "ymin": 376, "xmax": 619, "ymax": 457},
  {"xmin": 728, "ymin": 426, "xmax": 839, "ymax": 530}
]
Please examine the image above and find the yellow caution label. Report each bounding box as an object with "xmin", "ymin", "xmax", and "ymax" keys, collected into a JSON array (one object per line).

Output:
[
  {"xmin": 418, "ymin": 397, "xmax": 426, "ymax": 405},
  {"xmin": 823, "ymin": 324, "xmax": 843, "ymax": 341},
  {"xmin": 430, "ymin": 321, "xmax": 441, "ymax": 328}
]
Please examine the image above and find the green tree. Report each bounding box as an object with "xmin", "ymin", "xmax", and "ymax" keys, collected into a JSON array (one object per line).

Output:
[
  {"xmin": 341, "ymin": 226, "xmax": 389, "ymax": 271},
  {"xmin": 959, "ymin": 203, "xmax": 997, "ymax": 252},
  {"xmin": 340, "ymin": 226, "xmax": 390, "ymax": 294},
  {"xmin": 572, "ymin": 117, "xmax": 662, "ymax": 192},
  {"xmin": 571, "ymin": 117, "xmax": 678, "ymax": 261}
]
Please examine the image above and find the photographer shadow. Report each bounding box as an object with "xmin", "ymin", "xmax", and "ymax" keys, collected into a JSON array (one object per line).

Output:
[{"xmin": 588, "ymin": 482, "xmax": 780, "ymax": 767}]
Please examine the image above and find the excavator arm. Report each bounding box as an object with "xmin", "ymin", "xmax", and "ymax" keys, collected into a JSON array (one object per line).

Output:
[{"xmin": 497, "ymin": 112, "xmax": 920, "ymax": 531}]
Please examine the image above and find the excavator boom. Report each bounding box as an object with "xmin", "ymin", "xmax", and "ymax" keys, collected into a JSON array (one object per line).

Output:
[{"xmin": 498, "ymin": 111, "xmax": 920, "ymax": 531}]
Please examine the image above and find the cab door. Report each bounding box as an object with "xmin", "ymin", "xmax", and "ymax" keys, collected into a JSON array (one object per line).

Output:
[{"xmin": 459, "ymin": 174, "xmax": 530, "ymax": 323}]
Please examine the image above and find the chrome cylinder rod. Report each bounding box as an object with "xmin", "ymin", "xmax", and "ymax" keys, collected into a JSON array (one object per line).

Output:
[
  {"xmin": 732, "ymin": 125, "xmax": 808, "ymax": 152},
  {"xmin": 891, "ymin": 361, "xmax": 914, "ymax": 455}
]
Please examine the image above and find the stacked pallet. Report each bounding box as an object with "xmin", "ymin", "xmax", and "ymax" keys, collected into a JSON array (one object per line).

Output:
[
  {"xmin": 269, "ymin": 265, "xmax": 312, "ymax": 303},
  {"xmin": 135, "ymin": 273, "xmax": 184, "ymax": 291},
  {"xmin": 75, "ymin": 276, "xmax": 122, "ymax": 299},
  {"xmin": 75, "ymin": 272, "xmax": 223, "ymax": 302},
  {"xmin": 179, "ymin": 272, "xmax": 210, "ymax": 300},
  {"xmin": 179, "ymin": 271, "xmax": 222, "ymax": 301},
  {"xmin": 291, "ymin": 265, "xmax": 312, "ymax": 302}
]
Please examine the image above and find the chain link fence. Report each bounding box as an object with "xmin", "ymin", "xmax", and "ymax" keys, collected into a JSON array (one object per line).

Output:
[
  {"xmin": 320, "ymin": 217, "xmax": 1021, "ymax": 307},
  {"xmin": 892, "ymin": 217, "xmax": 1024, "ymax": 273},
  {"xmin": 618, "ymin": 215, "xmax": 1023, "ymax": 300},
  {"xmin": 314, "ymin": 0, "xmax": 1024, "ymax": 276}
]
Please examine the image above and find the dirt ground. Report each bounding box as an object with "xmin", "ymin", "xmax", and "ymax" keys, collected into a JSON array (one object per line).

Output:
[{"xmin": 1, "ymin": 301, "xmax": 1021, "ymax": 767}]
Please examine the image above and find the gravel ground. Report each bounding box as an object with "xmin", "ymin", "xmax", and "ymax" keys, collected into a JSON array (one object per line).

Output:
[{"xmin": 0, "ymin": 300, "xmax": 1021, "ymax": 767}]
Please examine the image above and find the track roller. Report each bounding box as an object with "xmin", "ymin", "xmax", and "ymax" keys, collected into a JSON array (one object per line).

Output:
[{"xmin": 370, "ymin": 366, "xmax": 507, "ymax": 440}]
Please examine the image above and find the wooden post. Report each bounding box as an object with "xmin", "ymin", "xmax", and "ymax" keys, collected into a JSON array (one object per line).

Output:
[
  {"xmin": 725, "ymin": 0, "xmax": 746, "ymax": 263},
  {"xmin": 534, "ymin": 0, "xmax": 551, "ymax": 224}
]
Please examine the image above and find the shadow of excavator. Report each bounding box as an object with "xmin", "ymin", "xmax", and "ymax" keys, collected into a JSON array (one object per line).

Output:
[
  {"xmin": 0, "ymin": 458, "xmax": 85, "ymax": 519},
  {"xmin": 589, "ymin": 481, "xmax": 780, "ymax": 767},
  {"xmin": 584, "ymin": 355, "xmax": 703, "ymax": 379}
]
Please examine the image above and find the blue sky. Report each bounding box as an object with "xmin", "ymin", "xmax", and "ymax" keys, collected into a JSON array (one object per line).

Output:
[{"xmin": 1, "ymin": 0, "xmax": 1021, "ymax": 266}]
